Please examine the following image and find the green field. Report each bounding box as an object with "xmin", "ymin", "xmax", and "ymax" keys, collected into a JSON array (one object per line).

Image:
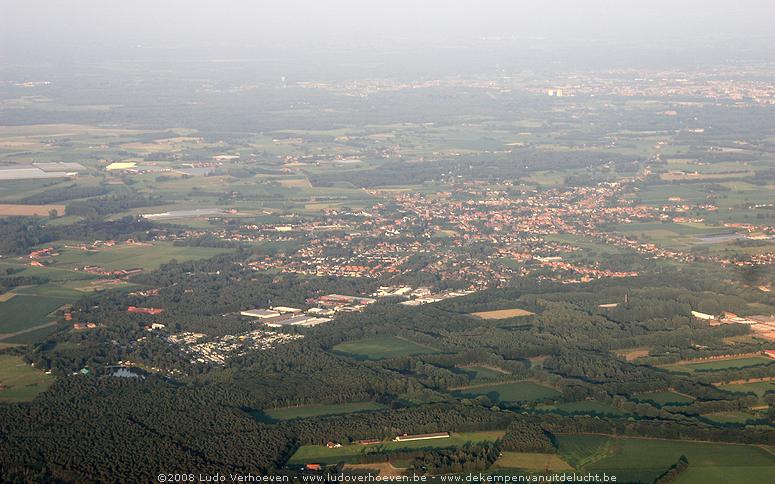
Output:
[
  {"xmin": 456, "ymin": 365, "xmax": 510, "ymax": 383},
  {"xmin": 262, "ymin": 402, "xmax": 386, "ymax": 420},
  {"xmin": 0, "ymin": 294, "xmax": 69, "ymax": 333},
  {"xmin": 493, "ymin": 452, "xmax": 573, "ymax": 471},
  {"xmin": 557, "ymin": 434, "xmax": 775, "ymax": 483},
  {"xmin": 609, "ymin": 221, "xmax": 726, "ymax": 249},
  {"xmin": 332, "ymin": 336, "xmax": 437, "ymax": 360},
  {"xmin": 536, "ymin": 400, "xmax": 629, "ymax": 416},
  {"xmin": 0, "ymin": 354, "xmax": 54, "ymax": 402},
  {"xmin": 46, "ymin": 242, "xmax": 231, "ymax": 271},
  {"xmin": 703, "ymin": 411, "xmax": 761, "ymax": 425},
  {"xmin": 717, "ymin": 381, "xmax": 775, "ymax": 398},
  {"xmin": 0, "ymin": 324, "xmax": 58, "ymax": 345},
  {"xmin": 633, "ymin": 391, "xmax": 695, "ymax": 405},
  {"xmin": 661, "ymin": 357, "xmax": 773, "ymax": 373},
  {"xmin": 451, "ymin": 381, "xmax": 560, "ymax": 403},
  {"xmin": 287, "ymin": 431, "xmax": 505, "ymax": 465}
]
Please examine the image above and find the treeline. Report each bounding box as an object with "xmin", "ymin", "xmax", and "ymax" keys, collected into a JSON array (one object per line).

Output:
[
  {"xmin": 65, "ymin": 194, "xmax": 167, "ymax": 218},
  {"xmin": 408, "ymin": 443, "xmax": 500, "ymax": 475},
  {"xmin": 653, "ymin": 456, "xmax": 689, "ymax": 484},
  {"xmin": 500, "ymin": 419, "xmax": 555, "ymax": 453},
  {"xmin": 0, "ymin": 216, "xmax": 160, "ymax": 256},
  {"xmin": 0, "ymin": 217, "xmax": 59, "ymax": 255},
  {"xmin": 0, "ymin": 274, "xmax": 49, "ymax": 294}
]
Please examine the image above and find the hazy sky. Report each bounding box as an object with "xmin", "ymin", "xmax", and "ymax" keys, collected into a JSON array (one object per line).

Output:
[
  {"xmin": 2, "ymin": 1, "xmax": 774, "ymax": 73},
  {"xmin": 3, "ymin": 1, "xmax": 774, "ymax": 47}
]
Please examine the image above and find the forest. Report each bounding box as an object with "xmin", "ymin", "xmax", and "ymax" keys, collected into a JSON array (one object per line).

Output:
[{"xmin": 1, "ymin": 245, "xmax": 773, "ymax": 481}]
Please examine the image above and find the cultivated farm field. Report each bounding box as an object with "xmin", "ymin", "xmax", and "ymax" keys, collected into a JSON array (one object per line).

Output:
[
  {"xmin": 451, "ymin": 381, "xmax": 559, "ymax": 403},
  {"xmin": 0, "ymin": 354, "xmax": 54, "ymax": 402},
  {"xmin": 332, "ymin": 336, "xmax": 438, "ymax": 360},
  {"xmin": 471, "ymin": 308, "xmax": 534, "ymax": 319}
]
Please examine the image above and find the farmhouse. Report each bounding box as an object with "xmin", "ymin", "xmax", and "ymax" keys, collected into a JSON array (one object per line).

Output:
[
  {"xmin": 393, "ymin": 432, "xmax": 449, "ymax": 442},
  {"xmin": 29, "ymin": 247, "xmax": 58, "ymax": 259}
]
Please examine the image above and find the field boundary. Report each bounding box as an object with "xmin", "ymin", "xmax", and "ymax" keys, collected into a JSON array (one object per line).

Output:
[{"xmin": 713, "ymin": 376, "xmax": 775, "ymax": 385}]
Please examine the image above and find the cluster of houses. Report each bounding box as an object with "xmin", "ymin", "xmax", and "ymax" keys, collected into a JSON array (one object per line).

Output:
[{"xmin": 166, "ymin": 329, "xmax": 304, "ymax": 365}]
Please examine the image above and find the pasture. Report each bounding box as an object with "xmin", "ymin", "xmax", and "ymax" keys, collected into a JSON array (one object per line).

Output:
[
  {"xmin": 332, "ymin": 336, "xmax": 437, "ymax": 360},
  {"xmin": 47, "ymin": 242, "xmax": 231, "ymax": 271},
  {"xmin": 451, "ymin": 381, "xmax": 559, "ymax": 403},
  {"xmin": 456, "ymin": 365, "xmax": 510, "ymax": 383},
  {"xmin": 0, "ymin": 324, "xmax": 58, "ymax": 345},
  {"xmin": 493, "ymin": 452, "xmax": 573, "ymax": 471},
  {"xmin": 717, "ymin": 381, "xmax": 775, "ymax": 399},
  {"xmin": 702, "ymin": 411, "xmax": 760, "ymax": 425},
  {"xmin": 609, "ymin": 221, "xmax": 724, "ymax": 249},
  {"xmin": 536, "ymin": 400, "xmax": 628, "ymax": 416},
  {"xmin": 632, "ymin": 391, "xmax": 694, "ymax": 405},
  {"xmin": 0, "ymin": 354, "xmax": 54, "ymax": 402},
  {"xmin": 0, "ymin": 293, "xmax": 68, "ymax": 333},
  {"xmin": 262, "ymin": 402, "xmax": 386, "ymax": 421}
]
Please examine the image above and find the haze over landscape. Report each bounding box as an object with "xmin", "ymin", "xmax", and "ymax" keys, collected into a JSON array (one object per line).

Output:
[{"xmin": 1, "ymin": 2, "xmax": 775, "ymax": 482}]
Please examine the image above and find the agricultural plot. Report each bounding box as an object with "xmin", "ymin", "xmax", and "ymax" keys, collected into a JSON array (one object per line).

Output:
[
  {"xmin": 557, "ymin": 435, "xmax": 775, "ymax": 484},
  {"xmin": 332, "ymin": 336, "xmax": 437, "ymax": 360},
  {"xmin": 492, "ymin": 452, "xmax": 573, "ymax": 471},
  {"xmin": 0, "ymin": 324, "xmax": 59, "ymax": 345},
  {"xmin": 536, "ymin": 400, "xmax": 629, "ymax": 416},
  {"xmin": 702, "ymin": 411, "xmax": 761, "ymax": 425},
  {"xmin": 0, "ymin": 354, "xmax": 54, "ymax": 402},
  {"xmin": 456, "ymin": 365, "xmax": 510, "ymax": 383},
  {"xmin": 262, "ymin": 402, "xmax": 386, "ymax": 421},
  {"xmin": 660, "ymin": 356, "xmax": 773, "ymax": 373},
  {"xmin": 609, "ymin": 221, "xmax": 725, "ymax": 249},
  {"xmin": 471, "ymin": 308, "xmax": 534, "ymax": 319},
  {"xmin": 46, "ymin": 242, "xmax": 231, "ymax": 271},
  {"xmin": 717, "ymin": 381, "xmax": 775, "ymax": 399},
  {"xmin": 632, "ymin": 391, "xmax": 694, "ymax": 405},
  {"xmin": 451, "ymin": 381, "xmax": 559, "ymax": 403},
  {"xmin": 614, "ymin": 347, "xmax": 650, "ymax": 361},
  {"xmin": 287, "ymin": 431, "xmax": 504, "ymax": 466},
  {"xmin": 0, "ymin": 293, "xmax": 68, "ymax": 333},
  {"xmin": 0, "ymin": 203, "xmax": 66, "ymax": 216}
]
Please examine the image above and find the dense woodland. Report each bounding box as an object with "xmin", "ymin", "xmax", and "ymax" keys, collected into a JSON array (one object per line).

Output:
[{"xmin": 2, "ymin": 243, "xmax": 775, "ymax": 480}]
